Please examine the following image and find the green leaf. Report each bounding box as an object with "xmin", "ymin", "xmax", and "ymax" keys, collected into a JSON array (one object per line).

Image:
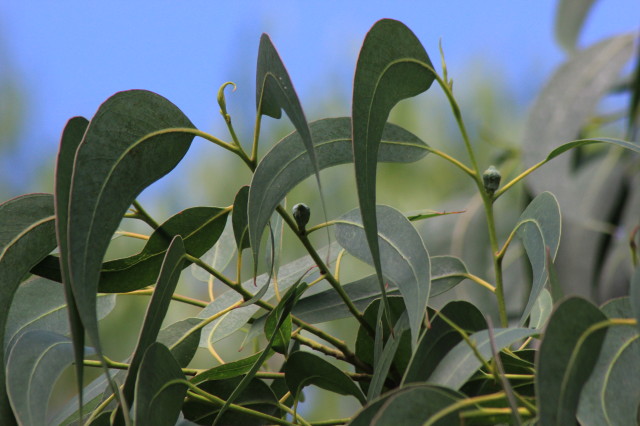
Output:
[
  {"xmin": 247, "ymin": 117, "xmax": 428, "ymax": 263},
  {"xmin": 536, "ymin": 297, "xmax": 608, "ymax": 425},
  {"xmin": 335, "ymin": 204, "xmax": 430, "ymax": 347},
  {"xmin": 351, "ymin": 19, "xmax": 435, "ymax": 328},
  {"xmin": 4, "ymin": 276, "xmax": 115, "ymax": 351},
  {"xmin": 347, "ymin": 384, "xmax": 463, "ymax": 426},
  {"xmin": 232, "ymin": 186, "xmax": 250, "ymax": 250},
  {"xmin": 513, "ymin": 192, "xmax": 561, "ymax": 325},
  {"xmin": 157, "ymin": 317, "xmax": 202, "ymax": 368},
  {"xmin": 0, "ymin": 193, "xmax": 57, "ymax": 421},
  {"xmin": 54, "ymin": 116, "xmax": 89, "ymax": 418},
  {"xmin": 65, "ymin": 90, "xmax": 195, "ymax": 362},
  {"xmin": 292, "ymin": 256, "xmax": 467, "ymax": 324},
  {"xmin": 5, "ymin": 331, "xmax": 89, "ymax": 426},
  {"xmin": 403, "ymin": 300, "xmax": 486, "ymax": 385},
  {"xmin": 577, "ymin": 297, "xmax": 640, "ymax": 426},
  {"xmin": 428, "ymin": 328, "xmax": 537, "ymax": 389},
  {"xmin": 120, "ymin": 235, "xmax": 185, "ymax": 411},
  {"xmin": 529, "ymin": 288, "xmax": 553, "ymax": 329},
  {"xmin": 554, "ymin": 0, "xmax": 599, "ymax": 52},
  {"xmin": 183, "ymin": 377, "xmax": 280, "ymax": 425},
  {"xmin": 284, "ymin": 351, "xmax": 366, "ymax": 405},
  {"xmin": 213, "ymin": 281, "xmax": 307, "ymax": 425},
  {"xmin": 522, "ymin": 34, "xmax": 635, "ymax": 199},
  {"xmin": 133, "ymin": 342, "xmax": 187, "ymax": 426},
  {"xmin": 190, "ymin": 217, "xmax": 236, "ymax": 284}
]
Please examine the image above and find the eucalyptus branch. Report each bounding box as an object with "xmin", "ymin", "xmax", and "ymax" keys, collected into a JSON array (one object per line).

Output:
[{"xmin": 129, "ymin": 199, "xmax": 161, "ymax": 230}]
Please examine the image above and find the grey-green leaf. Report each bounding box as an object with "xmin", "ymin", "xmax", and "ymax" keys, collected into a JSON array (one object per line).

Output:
[
  {"xmin": 232, "ymin": 186, "xmax": 250, "ymax": 250},
  {"xmin": 248, "ymin": 117, "xmax": 428, "ymax": 264},
  {"xmin": 555, "ymin": 0, "xmax": 599, "ymax": 52},
  {"xmin": 0, "ymin": 193, "xmax": 57, "ymax": 421},
  {"xmin": 157, "ymin": 317, "xmax": 202, "ymax": 368},
  {"xmin": 133, "ymin": 342, "xmax": 187, "ymax": 426},
  {"xmin": 428, "ymin": 328, "xmax": 538, "ymax": 390},
  {"xmin": 66, "ymin": 90, "xmax": 195, "ymax": 361},
  {"xmin": 514, "ymin": 192, "xmax": 561, "ymax": 325},
  {"xmin": 536, "ymin": 297, "xmax": 607, "ymax": 425},
  {"xmin": 284, "ymin": 351, "xmax": 366, "ymax": 405},
  {"xmin": 351, "ymin": 19, "xmax": 435, "ymax": 324},
  {"xmin": 6, "ymin": 331, "xmax": 88, "ymax": 426},
  {"xmin": 335, "ymin": 205, "xmax": 430, "ymax": 347}
]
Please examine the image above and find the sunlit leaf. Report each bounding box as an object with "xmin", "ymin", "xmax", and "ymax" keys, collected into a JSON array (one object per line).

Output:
[
  {"xmin": 428, "ymin": 328, "xmax": 537, "ymax": 389},
  {"xmin": 133, "ymin": 342, "xmax": 187, "ymax": 426},
  {"xmin": 64, "ymin": 90, "xmax": 195, "ymax": 364},
  {"xmin": 537, "ymin": 297, "xmax": 607, "ymax": 425},
  {"xmin": 0, "ymin": 193, "xmax": 57, "ymax": 420},
  {"xmin": 555, "ymin": 0, "xmax": 599, "ymax": 52},
  {"xmin": 248, "ymin": 117, "xmax": 428, "ymax": 265},
  {"xmin": 335, "ymin": 205, "xmax": 430, "ymax": 347},
  {"xmin": 284, "ymin": 351, "xmax": 366, "ymax": 405},
  {"xmin": 5, "ymin": 331, "xmax": 92, "ymax": 426},
  {"xmin": 351, "ymin": 19, "xmax": 435, "ymax": 326},
  {"xmin": 514, "ymin": 192, "xmax": 561, "ymax": 325}
]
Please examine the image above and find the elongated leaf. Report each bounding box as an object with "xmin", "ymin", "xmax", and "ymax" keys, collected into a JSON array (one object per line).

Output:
[
  {"xmin": 351, "ymin": 19, "xmax": 435, "ymax": 326},
  {"xmin": 55, "ymin": 116, "xmax": 89, "ymax": 417},
  {"xmin": 190, "ymin": 352, "xmax": 265, "ymax": 386},
  {"xmin": 5, "ymin": 331, "xmax": 91, "ymax": 426},
  {"xmin": 213, "ymin": 281, "xmax": 307, "ymax": 425},
  {"xmin": 120, "ymin": 236, "xmax": 185, "ymax": 411},
  {"xmin": 335, "ymin": 205, "xmax": 430, "ymax": 347},
  {"xmin": 157, "ymin": 318, "xmax": 202, "ymax": 368},
  {"xmin": 522, "ymin": 34, "xmax": 635, "ymax": 199},
  {"xmin": 292, "ymin": 256, "xmax": 467, "ymax": 324},
  {"xmin": 248, "ymin": 117, "xmax": 428, "ymax": 263},
  {"xmin": 232, "ymin": 186, "xmax": 250, "ymax": 250},
  {"xmin": 49, "ymin": 374, "xmax": 111, "ymax": 425},
  {"xmin": 35, "ymin": 206, "xmax": 228, "ymax": 293},
  {"xmin": 368, "ymin": 312, "xmax": 410, "ymax": 400},
  {"xmin": 403, "ymin": 301, "xmax": 486, "ymax": 385},
  {"xmin": 5, "ymin": 276, "xmax": 115, "ymax": 351},
  {"xmin": 133, "ymin": 343, "xmax": 187, "ymax": 426},
  {"xmin": 537, "ymin": 297, "xmax": 607, "ymax": 425},
  {"xmin": 514, "ymin": 192, "xmax": 561, "ymax": 325},
  {"xmin": 577, "ymin": 297, "xmax": 640, "ymax": 426},
  {"xmin": 65, "ymin": 90, "xmax": 195, "ymax": 362},
  {"xmin": 555, "ymin": 0, "xmax": 599, "ymax": 52},
  {"xmin": 284, "ymin": 351, "xmax": 366, "ymax": 405},
  {"xmin": 0, "ymin": 193, "xmax": 57, "ymax": 421},
  {"xmin": 428, "ymin": 328, "xmax": 537, "ymax": 389},
  {"xmin": 190, "ymin": 218, "xmax": 236, "ymax": 284}
]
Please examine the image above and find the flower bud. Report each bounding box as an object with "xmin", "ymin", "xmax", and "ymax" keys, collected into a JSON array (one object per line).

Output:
[
  {"xmin": 482, "ymin": 165, "xmax": 501, "ymax": 195},
  {"xmin": 292, "ymin": 203, "xmax": 311, "ymax": 232}
]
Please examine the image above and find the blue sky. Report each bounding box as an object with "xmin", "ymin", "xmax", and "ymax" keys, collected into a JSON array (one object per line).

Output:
[{"xmin": 0, "ymin": 1, "xmax": 638, "ymax": 197}]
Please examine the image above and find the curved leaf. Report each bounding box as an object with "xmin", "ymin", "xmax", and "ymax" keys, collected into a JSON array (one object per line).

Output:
[
  {"xmin": 529, "ymin": 288, "xmax": 553, "ymax": 329},
  {"xmin": 284, "ymin": 351, "xmax": 366, "ymax": 405},
  {"xmin": 335, "ymin": 205, "xmax": 430, "ymax": 347},
  {"xmin": 292, "ymin": 255, "xmax": 466, "ymax": 324},
  {"xmin": 633, "ymin": 267, "xmax": 640, "ymax": 331},
  {"xmin": 133, "ymin": 342, "xmax": 186, "ymax": 426},
  {"xmin": 371, "ymin": 385, "xmax": 463, "ymax": 426},
  {"xmin": 0, "ymin": 193, "xmax": 57, "ymax": 421},
  {"xmin": 157, "ymin": 318, "xmax": 202, "ymax": 368},
  {"xmin": 578, "ymin": 297, "xmax": 640, "ymax": 426},
  {"xmin": 232, "ymin": 186, "xmax": 250, "ymax": 250},
  {"xmin": 190, "ymin": 352, "xmax": 265, "ymax": 386},
  {"xmin": 351, "ymin": 18, "xmax": 434, "ymax": 325},
  {"xmin": 65, "ymin": 90, "xmax": 195, "ymax": 360},
  {"xmin": 6, "ymin": 331, "xmax": 90, "ymax": 426},
  {"xmin": 514, "ymin": 192, "xmax": 561, "ymax": 325},
  {"xmin": 248, "ymin": 117, "xmax": 428, "ymax": 262},
  {"xmin": 121, "ymin": 236, "xmax": 185, "ymax": 410},
  {"xmin": 602, "ymin": 336, "xmax": 640, "ymax": 425},
  {"xmin": 536, "ymin": 297, "xmax": 607, "ymax": 425},
  {"xmin": 428, "ymin": 327, "xmax": 537, "ymax": 389},
  {"xmin": 555, "ymin": 0, "xmax": 599, "ymax": 52}
]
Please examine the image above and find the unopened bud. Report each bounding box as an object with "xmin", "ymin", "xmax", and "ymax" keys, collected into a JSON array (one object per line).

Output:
[
  {"xmin": 292, "ymin": 203, "xmax": 311, "ymax": 232},
  {"xmin": 482, "ymin": 165, "xmax": 501, "ymax": 195}
]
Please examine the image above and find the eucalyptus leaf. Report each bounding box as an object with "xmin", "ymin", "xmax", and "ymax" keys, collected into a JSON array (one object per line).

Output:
[
  {"xmin": 335, "ymin": 204, "xmax": 430, "ymax": 347},
  {"xmin": 536, "ymin": 297, "xmax": 607, "ymax": 425},
  {"xmin": 5, "ymin": 331, "xmax": 91, "ymax": 426},
  {"xmin": 284, "ymin": 351, "xmax": 366, "ymax": 405},
  {"xmin": 529, "ymin": 288, "xmax": 553, "ymax": 329},
  {"xmin": 247, "ymin": 117, "xmax": 428, "ymax": 267},
  {"xmin": 428, "ymin": 328, "xmax": 537, "ymax": 389},
  {"xmin": 513, "ymin": 192, "xmax": 561, "ymax": 325},
  {"xmin": 157, "ymin": 317, "xmax": 202, "ymax": 368},
  {"xmin": 133, "ymin": 343, "xmax": 187, "ymax": 426},
  {"xmin": 190, "ymin": 352, "xmax": 265, "ymax": 386},
  {"xmin": 190, "ymin": 218, "xmax": 236, "ymax": 284},
  {"xmin": 0, "ymin": 193, "xmax": 57, "ymax": 421},
  {"xmin": 232, "ymin": 186, "xmax": 250, "ymax": 250},
  {"xmin": 555, "ymin": 0, "xmax": 599, "ymax": 52},
  {"xmin": 64, "ymin": 90, "xmax": 195, "ymax": 364},
  {"xmin": 351, "ymin": 18, "xmax": 434, "ymax": 325}
]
